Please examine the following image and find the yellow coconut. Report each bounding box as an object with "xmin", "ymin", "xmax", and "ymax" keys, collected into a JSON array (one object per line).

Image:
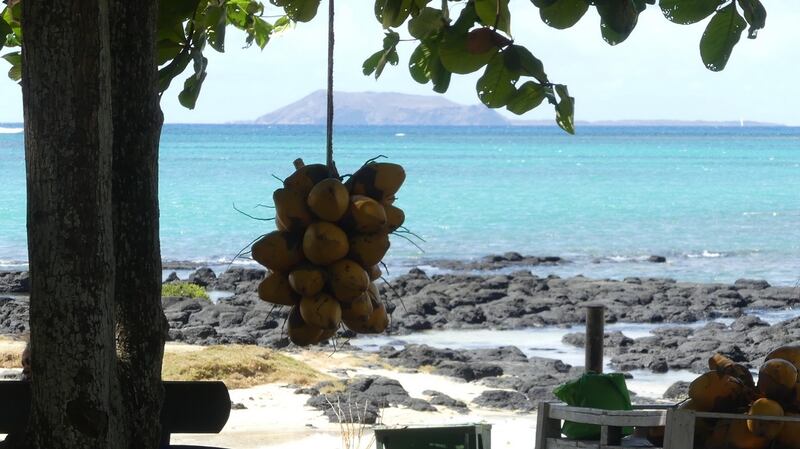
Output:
[
  {"xmin": 287, "ymin": 305, "xmax": 324, "ymax": 347},
  {"xmin": 367, "ymin": 264, "xmax": 382, "ymax": 281},
  {"xmin": 384, "ymin": 204, "xmax": 405, "ymax": 232},
  {"xmin": 328, "ymin": 259, "xmax": 370, "ymax": 302},
  {"xmin": 341, "ymin": 292, "xmax": 374, "ymax": 323},
  {"xmin": 710, "ymin": 353, "xmax": 756, "ymax": 389},
  {"xmin": 688, "ymin": 371, "xmax": 747, "ymax": 412},
  {"xmin": 347, "ymin": 162, "xmax": 405, "ymax": 203},
  {"xmin": 747, "ymin": 398, "xmax": 784, "ymax": 439},
  {"xmin": 276, "ymin": 215, "xmax": 289, "ymax": 232},
  {"xmin": 775, "ymin": 412, "xmax": 800, "ymax": 449},
  {"xmin": 302, "ymin": 222, "xmax": 349, "ymax": 266},
  {"xmin": 343, "ymin": 195, "xmax": 387, "ymax": 233},
  {"xmin": 348, "ymin": 233, "xmax": 390, "ymax": 268},
  {"xmin": 766, "ymin": 346, "xmax": 800, "ymax": 371},
  {"xmin": 307, "ymin": 178, "xmax": 349, "ymax": 221},
  {"xmin": 758, "ymin": 358, "xmax": 798, "ymax": 401},
  {"xmin": 319, "ymin": 327, "xmax": 338, "ymax": 342},
  {"xmin": 283, "ymin": 163, "xmax": 330, "ymax": 197},
  {"xmin": 726, "ymin": 418, "xmax": 770, "ymax": 449},
  {"xmin": 299, "ymin": 293, "xmax": 342, "ymax": 331},
  {"xmin": 288, "ymin": 266, "xmax": 325, "ymax": 297},
  {"xmin": 251, "ymin": 231, "xmax": 304, "ymax": 272},
  {"xmin": 273, "ymin": 188, "xmax": 313, "ymax": 231},
  {"xmin": 257, "ymin": 271, "xmax": 297, "ymax": 306}
]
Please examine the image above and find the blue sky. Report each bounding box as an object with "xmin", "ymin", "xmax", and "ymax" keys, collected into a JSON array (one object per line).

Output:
[{"xmin": 1, "ymin": 2, "xmax": 798, "ymax": 125}]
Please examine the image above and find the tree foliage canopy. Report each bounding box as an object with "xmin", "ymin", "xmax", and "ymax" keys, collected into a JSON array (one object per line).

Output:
[{"xmin": 1, "ymin": 0, "xmax": 766, "ymax": 133}]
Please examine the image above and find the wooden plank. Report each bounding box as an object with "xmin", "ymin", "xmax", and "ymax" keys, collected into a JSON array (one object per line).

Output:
[
  {"xmin": 548, "ymin": 405, "xmax": 667, "ymax": 427},
  {"xmin": 545, "ymin": 438, "xmax": 627, "ymax": 449},
  {"xmin": 537, "ymin": 402, "xmax": 563, "ymax": 449},
  {"xmin": 663, "ymin": 408, "xmax": 695, "ymax": 449},
  {"xmin": 600, "ymin": 425, "xmax": 622, "ymax": 446},
  {"xmin": 693, "ymin": 411, "xmax": 800, "ymax": 422}
]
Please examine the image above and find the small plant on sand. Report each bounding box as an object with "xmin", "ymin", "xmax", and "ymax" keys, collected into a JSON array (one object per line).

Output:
[
  {"xmin": 161, "ymin": 282, "xmax": 209, "ymax": 300},
  {"xmin": 326, "ymin": 394, "xmax": 380, "ymax": 449}
]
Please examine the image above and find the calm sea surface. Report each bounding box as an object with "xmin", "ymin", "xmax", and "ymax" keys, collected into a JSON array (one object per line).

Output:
[{"xmin": 1, "ymin": 124, "xmax": 799, "ymax": 285}]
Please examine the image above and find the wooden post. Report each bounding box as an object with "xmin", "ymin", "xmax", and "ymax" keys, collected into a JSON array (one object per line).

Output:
[{"xmin": 585, "ymin": 305, "xmax": 605, "ymax": 374}]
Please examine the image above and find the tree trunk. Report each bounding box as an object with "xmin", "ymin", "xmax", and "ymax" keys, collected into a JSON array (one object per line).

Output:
[
  {"xmin": 20, "ymin": 0, "xmax": 122, "ymax": 448},
  {"xmin": 108, "ymin": 1, "xmax": 168, "ymax": 448}
]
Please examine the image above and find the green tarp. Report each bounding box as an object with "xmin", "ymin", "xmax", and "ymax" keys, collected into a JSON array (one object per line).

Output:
[{"xmin": 553, "ymin": 372, "xmax": 633, "ymax": 440}]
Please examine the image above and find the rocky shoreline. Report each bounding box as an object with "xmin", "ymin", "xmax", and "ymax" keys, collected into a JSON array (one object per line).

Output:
[{"xmin": 2, "ymin": 258, "xmax": 799, "ymax": 406}]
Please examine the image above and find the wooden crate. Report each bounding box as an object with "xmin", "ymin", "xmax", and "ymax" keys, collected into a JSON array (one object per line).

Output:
[{"xmin": 536, "ymin": 401, "xmax": 800, "ymax": 449}]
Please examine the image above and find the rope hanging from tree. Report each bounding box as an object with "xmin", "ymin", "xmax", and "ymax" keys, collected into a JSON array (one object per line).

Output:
[{"xmin": 326, "ymin": 0, "xmax": 335, "ymax": 174}]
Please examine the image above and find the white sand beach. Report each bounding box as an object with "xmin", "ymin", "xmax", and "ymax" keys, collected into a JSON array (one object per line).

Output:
[{"xmin": 172, "ymin": 349, "xmax": 540, "ymax": 449}]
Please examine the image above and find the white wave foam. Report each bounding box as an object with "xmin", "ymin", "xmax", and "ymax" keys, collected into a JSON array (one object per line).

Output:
[
  {"xmin": 687, "ymin": 250, "xmax": 723, "ymax": 258},
  {"xmin": 0, "ymin": 127, "xmax": 23, "ymax": 134},
  {"xmin": 394, "ymin": 132, "xmax": 406, "ymax": 137}
]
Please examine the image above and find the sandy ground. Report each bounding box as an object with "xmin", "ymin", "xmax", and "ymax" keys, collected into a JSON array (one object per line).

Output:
[
  {"xmin": 172, "ymin": 349, "xmax": 540, "ymax": 449},
  {"xmin": 0, "ymin": 341, "xmax": 539, "ymax": 448}
]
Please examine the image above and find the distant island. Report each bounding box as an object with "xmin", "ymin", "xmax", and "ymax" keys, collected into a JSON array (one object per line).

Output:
[{"xmin": 244, "ymin": 90, "xmax": 784, "ymax": 127}]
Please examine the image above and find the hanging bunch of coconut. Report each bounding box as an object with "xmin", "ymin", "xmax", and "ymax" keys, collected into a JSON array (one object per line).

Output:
[
  {"xmin": 667, "ymin": 346, "xmax": 800, "ymax": 449},
  {"xmin": 252, "ymin": 159, "xmax": 406, "ymax": 346}
]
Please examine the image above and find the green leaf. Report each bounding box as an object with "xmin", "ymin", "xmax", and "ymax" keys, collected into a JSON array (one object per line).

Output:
[
  {"xmin": 271, "ymin": 0, "xmax": 320, "ymax": 22},
  {"xmin": 158, "ymin": 50, "xmax": 192, "ymax": 93},
  {"xmin": 538, "ymin": 0, "xmax": 589, "ymax": 29},
  {"xmin": 737, "ymin": 0, "xmax": 766, "ymax": 38},
  {"xmin": 659, "ymin": 0, "xmax": 723, "ymax": 25},
  {"xmin": 531, "ymin": 0, "xmax": 558, "ymax": 7},
  {"xmin": 179, "ymin": 52, "xmax": 208, "ymax": 109},
  {"xmin": 476, "ymin": 53, "xmax": 519, "ymax": 108},
  {"xmin": 408, "ymin": 41, "xmax": 451, "ymax": 93},
  {"xmin": 475, "ymin": 0, "xmax": 511, "ymax": 33},
  {"xmin": 408, "ymin": 7, "xmax": 444, "ymax": 39},
  {"xmin": 376, "ymin": 0, "xmax": 414, "ymax": 28},
  {"xmin": 554, "ymin": 84, "xmax": 575, "ymax": 134},
  {"xmin": 597, "ymin": 0, "xmax": 640, "ymax": 45},
  {"xmin": 503, "ymin": 45, "xmax": 548, "ymax": 83},
  {"xmin": 157, "ymin": 39, "xmax": 184, "ymax": 66},
  {"xmin": 252, "ymin": 17, "xmax": 273, "ymax": 48},
  {"xmin": 158, "ymin": 0, "xmax": 201, "ymax": 29},
  {"xmin": 204, "ymin": 5, "xmax": 227, "ymax": 52},
  {"xmin": 451, "ymin": 1, "xmax": 480, "ymax": 34},
  {"xmin": 2, "ymin": 51, "xmax": 21, "ymax": 82},
  {"xmin": 700, "ymin": 3, "xmax": 746, "ymax": 71},
  {"xmin": 507, "ymin": 81, "xmax": 546, "ymax": 114},
  {"xmin": 363, "ymin": 31, "xmax": 400, "ymax": 78},
  {"xmin": 0, "ymin": 18, "xmax": 11, "ymax": 51},
  {"xmin": 439, "ymin": 30, "xmax": 498, "ymax": 74},
  {"xmin": 274, "ymin": 16, "xmax": 292, "ymax": 31}
]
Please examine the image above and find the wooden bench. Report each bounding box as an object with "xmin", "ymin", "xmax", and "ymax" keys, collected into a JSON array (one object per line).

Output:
[
  {"xmin": 0, "ymin": 380, "xmax": 231, "ymax": 448},
  {"xmin": 536, "ymin": 401, "xmax": 800, "ymax": 449}
]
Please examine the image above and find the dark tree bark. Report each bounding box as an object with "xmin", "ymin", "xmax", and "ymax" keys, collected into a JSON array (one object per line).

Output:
[
  {"xmin": 108, "ymin": 1, "xmax": 169, "ymax": 448},
  {"xmin": 20, "ymin": 0, "xmax": 122, "ymax": 448}
]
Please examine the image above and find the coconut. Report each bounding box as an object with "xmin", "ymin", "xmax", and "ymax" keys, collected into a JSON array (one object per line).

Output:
[
  {"xmin": 299, "ymin": 293, "xmax": 342, "ymax": 331},
  {"xmin": 287, "ymin": 305, "xmax": 324, "ymax": 347},
  {"xmin": 251, "ymin": 231, "xmax": 304, "ymax": 273},
  {"xmin": 307, "ymin": 178, "xmax": 349, "ymax": 221},
  {"xmin": 288, "ymin": 265, "xmax": 326, "ymax": 297},
  {"xmin": 328, "ymin": 259, "xmax": 369, "ymax": 302},
  {"xmin": 303, "ymin": 222, "xmax": 349, "ymax": 266},
  {"xmin": 257, "ymin": 271, "xmax": 297, "ymax": 306},
  {"xmin": 747, "ymin": 398, "xmax": 784, "ymax": 439},
  {"xmin": 758, "ymin": 358, "xmax": 798, "ymax": 401}
]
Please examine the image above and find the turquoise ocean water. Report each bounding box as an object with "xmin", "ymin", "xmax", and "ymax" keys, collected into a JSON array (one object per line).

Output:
[{"xmin": 1, "ymin": 124, "xmax": 799, "ymax": 285}]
